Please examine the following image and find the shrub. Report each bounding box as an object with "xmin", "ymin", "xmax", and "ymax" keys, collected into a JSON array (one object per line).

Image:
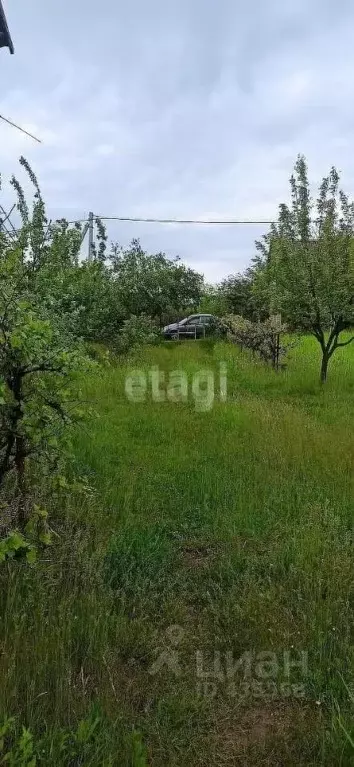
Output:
[
  {"xmin": 114, "ymin": 314, "xmax": 161, "ymax": 354},
  {"xmin": 222, "ymin": 314, "xmax": 291, "ymax": 368}
]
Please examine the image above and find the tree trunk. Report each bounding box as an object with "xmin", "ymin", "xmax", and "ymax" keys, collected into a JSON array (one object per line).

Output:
[
  {"xmin": 10, "ymin": 373, "xmax": 28, "ymax": 528},
  {"xmin": 320, "ymin": 352, "xmax": 329, "ymax": 383},
  {"xmin": 15, "ymin": 435, "xmax": 27, "ymax": 528}
]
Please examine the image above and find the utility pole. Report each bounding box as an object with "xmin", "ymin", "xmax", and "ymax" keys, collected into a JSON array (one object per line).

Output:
[
  {"xmin": 0, "ymin": 204, "xmax": 16, "ymax": 237},
  {"xmin": 88, "ymin": 211, "xmax": 94, "ymax": 262}
]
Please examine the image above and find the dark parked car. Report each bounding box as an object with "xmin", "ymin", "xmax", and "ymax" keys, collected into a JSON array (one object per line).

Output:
[{"xmin": 163, "ymin": 314, "xmax": 224, "ymax": 340}]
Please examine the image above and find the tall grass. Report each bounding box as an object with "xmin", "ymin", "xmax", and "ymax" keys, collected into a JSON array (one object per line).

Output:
[{"xmin": 0, "ymin": 336, "xmax": 353, "ymax": 765}]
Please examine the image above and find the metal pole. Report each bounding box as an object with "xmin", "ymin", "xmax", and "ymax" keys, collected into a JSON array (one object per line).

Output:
[{"xmin": 88, "ymin": 211, "xmax": 94, "ymax": 262}]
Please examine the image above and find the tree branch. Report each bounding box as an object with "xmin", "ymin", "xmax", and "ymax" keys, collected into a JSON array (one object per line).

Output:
[
  {"xmin": 335, "ymin": 335, "xmax": 354, "ymax": 349},
  {"xmin": 20, "ymin": 363, "xmax": 66, "ymax": 377}
]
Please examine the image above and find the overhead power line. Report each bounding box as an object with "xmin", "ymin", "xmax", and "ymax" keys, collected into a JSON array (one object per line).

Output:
[
  {"xmin": 0, "ymin": 113, "xmax": 42, "ymax": 143},
  {"xmin": 67, "ymin": 215, "xmax": 274, "ymax": 226},
  {"xmin": 2, "ymin": 212, "xmax": 275, "ymax": 240}
]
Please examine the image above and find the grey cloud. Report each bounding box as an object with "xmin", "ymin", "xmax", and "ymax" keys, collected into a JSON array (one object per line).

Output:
[{"xmin": 1, "ymin": 0, "xmax": 354, "ymax": 281}]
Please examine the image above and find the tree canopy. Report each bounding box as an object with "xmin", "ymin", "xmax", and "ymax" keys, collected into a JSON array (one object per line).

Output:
[{"xmin": 253, "ymin": 155, "xmax": 354, "ymax": 381}]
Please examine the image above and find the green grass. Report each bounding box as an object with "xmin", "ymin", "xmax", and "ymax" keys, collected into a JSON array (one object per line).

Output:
[{"xmin": 0, "ymin": 336, "xmax": 353, "ymax": 765}]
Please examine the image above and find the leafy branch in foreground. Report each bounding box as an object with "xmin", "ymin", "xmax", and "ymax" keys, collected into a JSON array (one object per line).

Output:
[{"xmin": 0, "ymin": 159, "xmax": 92, "ymax": 529}]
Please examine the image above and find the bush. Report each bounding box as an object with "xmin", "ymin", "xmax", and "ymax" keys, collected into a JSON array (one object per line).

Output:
[
  {"xmin": 222, "ymin": 314, "xmax": 291, "ymax": 368},
  {"xmin": 114, "ymin": 314, "xmax": 161, "ymax": 354}
]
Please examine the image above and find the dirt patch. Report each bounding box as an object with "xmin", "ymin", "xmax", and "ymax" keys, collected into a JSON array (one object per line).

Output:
[
  {"xmin": 207, "ymin": 701, "xmax": 323, "ymax": 766},
  {"xmin": 228, "ymin": 533, "xmax": 275, "ymax": 556},
  {"xmin": 181, "ymin": 542, "xmax": 219, "ymax": 569},
  {"xmin": 223, "ymin": 702, "xmax": 308, "ymax": 747}
]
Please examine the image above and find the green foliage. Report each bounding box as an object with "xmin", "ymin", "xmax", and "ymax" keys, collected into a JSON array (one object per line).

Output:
[
  {"xmin": 255, "ymin": 155, "xmax": 354, "ymax": 381},
  {"xmin": 59, "ymin": 710, "xmax": 103, "ymax": 763},
  {"xmin": 0, "ymin": 158, "xmax": 92, "ymax": 526},
  {"xmin": 0, "ymin": 720, "xmax": 36, "ymax": 766},
  {"xmin": 58, "ymin": 261, "xmax": 125, "ymax": 342},
  {"xmin": 0, "ymin": 531, "xmax": 36, "ymax": 565},
  {"xmin": 110, "ymin": 238, "xmax": 204, "ymax": 323},
  {"xmin": 115, "ymin": 314, "xmax": 161, "ymax": 354},
  {"xmin": 25, "ymin": 504, "xmax": 52, "ymax": 547},
  {"xmin": 199, "ymin": 269, "xmax": 270, "ymax": 327},
  {"xmin": 219, "ymin": 272, "xmax": 263, "ymax": 320},
  {"xmin": 0, "ymin": 505, "xmax": 53, "ymax": 565},
  {"xmin": 0, "ymin": 709, "xmax": 121, "ymax": 766},
  {"xmin": 197, "ymin": 284, "xmax": 228, "ymax": 316},
  {"xmin": 85, "ymin": 342, "xmax": 112, "ymax": 365}
]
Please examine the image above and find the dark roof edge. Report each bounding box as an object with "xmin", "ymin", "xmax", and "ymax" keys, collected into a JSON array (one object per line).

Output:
[{"xmin": 0, "ymin": 0, "xmax": 14, "ymax": 54}]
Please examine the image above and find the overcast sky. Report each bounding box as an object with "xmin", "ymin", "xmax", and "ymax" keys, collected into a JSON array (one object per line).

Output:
[{"xmin": 1, "ymin": 0, "xmax": 354, "ymax": 282}]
